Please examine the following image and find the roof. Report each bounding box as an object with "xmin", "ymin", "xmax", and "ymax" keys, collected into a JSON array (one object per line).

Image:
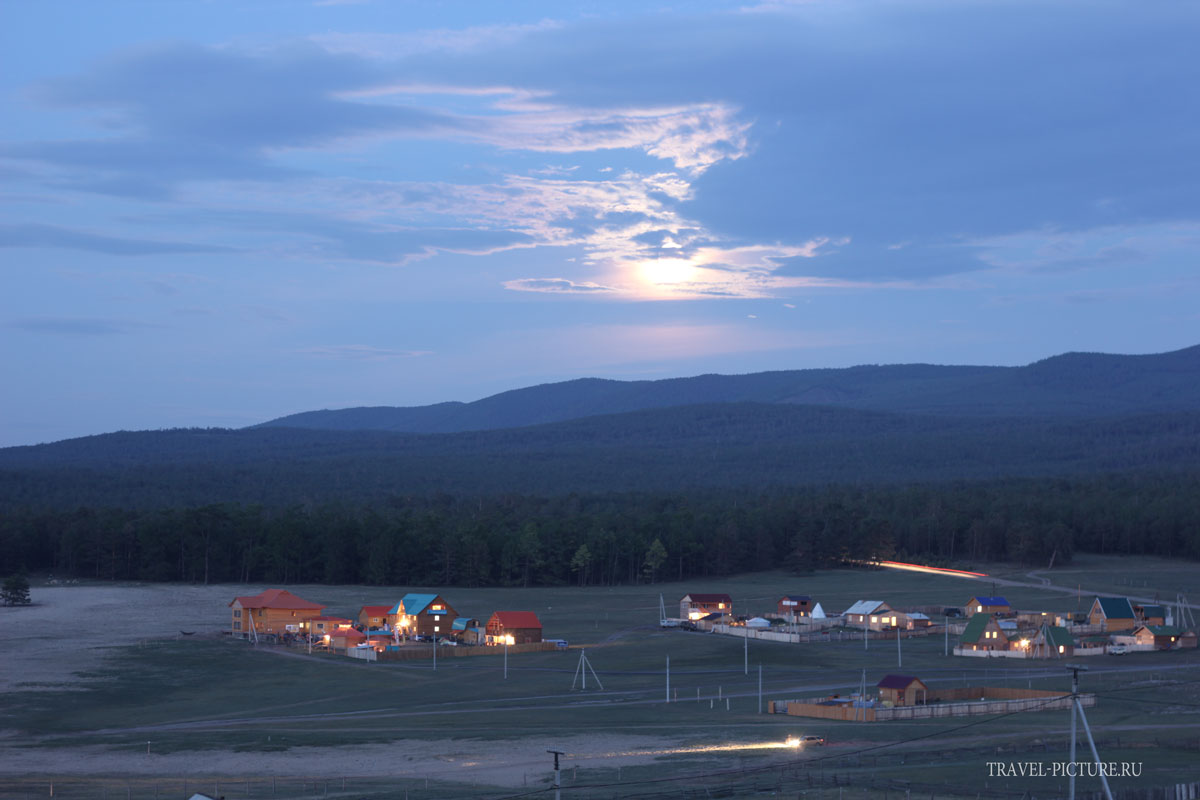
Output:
[
  {"xmin": 360, "ymin": 605, "xmax": 392, "ymax": 616},
  {"xmin": 389, "ymin": 593, "xmax": 438, "ymax": 616},
  {"xmin": 229, "ymin": 589, "xmax": 324, "ymax": 611},
  {"xmin": 1094, "ymin": 597, "xmax": 1136, "ymax": 620},
  {"xmin": 844, "ymin": 600, "xmax": 888, "ymax": 616},
  {"xmin": 1137, "ymin": 605, "xmax": 1167, "ymax": 618},
  {"xmin": 682, "ymin": 593, "xmax": 732, "ymax": 604},
  {"xmin": 877, "ymin": 674, "xmax": 925, "ymax": 690},
  {"xmin": 780, "ymin": 595, "xmax": 812, "ymax": 602},
  {"xmin": 969, "ymin": 596, "xmax": 1010, "ymax": 606},
  {"xmin": 328, "ymin": 629, "xmax": 365, "ymax": 641},
  {"xmin": 490, "ymin": 611, "xmax": 542, "ymax": 629},
  {"xmin": 1045, "ymin": 626, "xmax": 1075, "ymax": 648},
  {"xmin": 960, "ymin": 613, "xmax": 993, "ymax": 643},
  {"xmin": 908, "ymin": 612, "xmax": 930, "ymax": 621},
  {"xmin": 1145, "ymin": 625, "xmax": 1183, "ymax": 636},
  {"xmin": 310, "ymin": 615, "xmax": 352, "ymax": 623}
]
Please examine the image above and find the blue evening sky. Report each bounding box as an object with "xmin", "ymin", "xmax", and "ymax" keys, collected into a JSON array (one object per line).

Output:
[{"xmin": 2, "ymin": 1, "xmax": 1198, "ymax": 446}]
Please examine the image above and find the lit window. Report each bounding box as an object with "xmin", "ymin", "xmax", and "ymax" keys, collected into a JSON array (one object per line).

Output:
[
  {"xmin": 870, "ymin": 616, "xmax": 878, "ymax": 624},
  {"xmin": 434, "ymin": 615, "xmax": 440, "ymax": 621},
  {"xmin": 977, "ymin": 605, "xmax": 983, "ymax": 613},
  {"xmin": 434, "ymin": 626, "xmax": 440, "ymax": 632},
  {"xmin": 890, "ymin": 617, "xmax": 897, "ymax": 626},
  {"xmin": 234, "ymin": 610, "xmax": 241, "ymax": 617},
  {"xmin": 718, "ymin": 603, "xmax": 725, "ymax": 609},
  {"xmin": 1058, "ymin": 645, "xmax": 1065, "ymax": 654}
]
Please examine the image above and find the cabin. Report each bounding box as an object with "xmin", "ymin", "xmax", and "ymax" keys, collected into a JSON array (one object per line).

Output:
[
  {"xmin": 959, "ymin": 613, "xmax": 1010, "ymax": 652},
  {"xmin": 1132, "ymin": 625, "xmax": 1185, "ymax": 649},
  {"xmin": 389, "ymin": 593, "xmax": 459, "ymax": 639},
  {"xmin": 1133, "ymin": 604, "xmax": 1167, "ymax": 626},
  {"xmin": 843, "ymin": 600, "xmax": 906, "ymax": 630},
  {"xmin": 229, "ymin": 589, "xmax": 325, "ymax": 639},
  {"xmin": 326, "ymin": 627, "xmax": 366, "ymax": 651},
  {"xmin": 680, "ymin": 593, "xmax": 732, "ymax": 621},
  {"xmin": 877, "ymin": 674, "xmax": 928, "ymax": 706},
  {"xmin": 359, "ymin": 605, "xmax": 392, "ymax": 629},
  {"xmin": 966, "ymin": 596, "xmax": 1011, "ymax": 616},
  {"xmin": 1089, "ymin": 597, "xmax": 1137, "ymax": 632},
  {"xmin": 486, "ymin": 611, "xmax": 543, "ymax": 645},
  {"xmin": 777, "ymin": 595, "xmax": 814, "ymax": 619},
  {"xmin": 908, "ymin": 612, "xmax": 933, "ymax": 628},
  {"xmin": 1031, "ymin": 625, "xmax": 1075, "ymax": 658}
]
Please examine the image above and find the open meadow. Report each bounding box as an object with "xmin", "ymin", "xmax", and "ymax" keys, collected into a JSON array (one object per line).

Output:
[{"xmin": 2, "ymin": 558, "xmax": 1199, "ymax": 799}]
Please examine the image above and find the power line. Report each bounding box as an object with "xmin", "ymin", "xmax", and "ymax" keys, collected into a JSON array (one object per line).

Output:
[{"xmin": 473, "ymin": 693, "xmax": 1072, "ymax": 800}]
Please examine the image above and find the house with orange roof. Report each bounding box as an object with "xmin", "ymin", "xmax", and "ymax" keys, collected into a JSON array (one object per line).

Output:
[
  {"xmin": 229, "ymin": 589, "xmax": 325, "ymax": 640},
  {"xmin": 485, "ymin": 611, "xmax": 543, "ymax": 645}
]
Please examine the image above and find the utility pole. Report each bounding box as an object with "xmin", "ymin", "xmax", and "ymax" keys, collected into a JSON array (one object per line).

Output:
[
  {"xmin": 896, "ymin": 625, "xmax": 902, "ymax": 668},
  {"xmin": 743, "ymin": 626, "xmax": 748, "ymax": 675},
  {"xmin": 504, "ymin": 639, "xmax": 508, "ymax": 679},
  {"xmin": 757, "ymin": 664, "xmax": 762, "ymax": 714},
  {"xmin": 666, "ymin": 655, "xmax": 670, "ymax": 703},
  {"xmin": 944, "ymin": 616, "xmax": 949, "ymax": 656},
  {"xmin": 432, "ymin": 637, "xmax": 437, "ymax": 671},
  {"xmin": 1066, "ymin": 664, "xmax": 1113, "ymax": 800},
  {"xmin": 547, "ymin": 750, "xmax": 564, "ymax": 800}
]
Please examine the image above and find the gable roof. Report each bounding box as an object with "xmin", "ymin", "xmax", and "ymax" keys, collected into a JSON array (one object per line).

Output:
[
  {"xmin": 1045, "ymin": 626, "xmax": 1074, "ymax": 647},
  {"xmin": 360, "ymin": 605, "xmax": 392, "ymax": 616},
  {"xmin": 230, "ymin": 589, "xmax": 324, "ymax": 611},
  {"xmin": 1137, "ymin": 605, "xmax": 1167, "ymax": 618},
  {"xmin": 1094, "ymin": 597, "xmax": 1136, "ymax": 620},
  {"xmin": 390, "ymin": 593, "xmax": 438, "ymax": 616},
  {"xmin": 877, "ymin": 674, "xmax": 925, "ymax": 690},
  {"xmin": 960, "ymin": 613, "xmax": 994, "ymax": 643},
  {"xmin": 844, "ymin": 600, "xmax": 888, "ymax": 616},
  {"xmin": 682, "ymin": 593, "xmax": 732, "ymax": 604},
  {"xmin": 1143, "ymin": 625, "xmax": 1183, "ymax": 636},
  {"xmin": 490, "ymin": 611, "xmax": 542, "ymax": 629},
  {"xmin": 968, "ymin": 596, "xmax": 1010, "ymax": 607}
]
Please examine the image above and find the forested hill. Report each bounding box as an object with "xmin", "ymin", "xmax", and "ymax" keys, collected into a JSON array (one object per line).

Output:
[
  {"xmin": 255, "ymin": 344, "xmax": 1200, "ymax": 433},
  {"xmin": 2, "ymin": 404, "xmax": 1199, "ymax": 509}
]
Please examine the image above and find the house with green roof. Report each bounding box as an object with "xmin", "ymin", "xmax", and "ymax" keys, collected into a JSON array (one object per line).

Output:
[
  {"xmin": 389, "ymin": 593, "xmax": 459, "ymax": 639},
  {"xmin": 1133, "ymin": 604, "xmax": 1167, "ymax": 626},
  {"xmin": 1088, "ymin": 597, "xmax": 1137, "ymax": 632},
  {"xmin": 959, "ymin": 613, "xmax": 1011, "ymax": 652},
  {"xmin": 1031, "ymin": 625, "xmax": 1075, "ymax": 658},
  {"xmin": 1131, "ymin": 624, "xmax": 1184, "ymax": 649}
]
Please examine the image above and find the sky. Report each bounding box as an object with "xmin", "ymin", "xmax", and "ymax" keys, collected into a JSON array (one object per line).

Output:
[{"xmin": 2, "ymin": 1, "xmax": 1199, "ymax": 447}]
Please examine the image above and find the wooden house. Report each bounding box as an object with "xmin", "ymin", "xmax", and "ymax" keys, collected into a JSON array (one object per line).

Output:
[
  {"xmin": 877, "ymin": 674, "xmax": 928, "ymax": 706},
  {"xmin": 959, "ymin": 613, "xmax": 1010, "ymax": 652},
  {"xmin": 1133, "ymin": 604, "xmax": 1167, "ymax": 626},
  {"xmin": 1031, "ymin": 625, "xmax": 1074, "ymax": 658},
  {"xmin": 777, "ymin": 595, "xmax": 814, "ymax": 619},
  {"xmin": 843, "ymin": 600, "xmax": 906, "ymax": 630},
  {"xmin": 680, "ymin": 593, "xmax": 732, "ymax": 621},
  {"xmin": 359, "ymin": 605, "xmax": 392, "ymax": 629},
  {"xmin": 451, "ymin": 617, "xmax": 483, "ymax": 644},
  {"xmin": 326, "ymin": 628, "xmax": 366, "ymax": 651},
  {"xmin": 1132, "ymin": 625, "xmax": 1184, "ymax": 649},
  {"xmin": 229, "ymin": 589, "xmax": 324, "ymax": 639},
  {"xmin": 485, "ymin": 611, "xmax": 543, "ymax": 645},
  {"xmin": 1089, "ymin": 597, "xmax": 1137, "ymax": 632},
  {"xmin": 308, "ymin": 615, "xmax": 353, "ymax": 635},
  {"xmin": 966, "ymin": 596, "xmax": 1011, "ymax": 616},
  {"xmin": 389, "ymin": 593, "xmax": 458, "ymax": 639}
]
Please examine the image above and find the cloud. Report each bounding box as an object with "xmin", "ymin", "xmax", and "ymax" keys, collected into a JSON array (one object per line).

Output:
[
  {"xmin": 10, "ymin": 317, "xmax": 153, "ymax": 336},
  {"xmin": 0, "ymin": 223, "xmax": 233, "ymax": 255},
  {"xmin": 503, "ymin": 278, "xmax": 615, "ymax": 294}
]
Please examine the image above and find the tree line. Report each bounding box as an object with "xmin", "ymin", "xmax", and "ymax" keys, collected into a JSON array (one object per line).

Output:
[{"xmin": 1, "ymin": 472, "xmax": 1197, "ymax": 586}]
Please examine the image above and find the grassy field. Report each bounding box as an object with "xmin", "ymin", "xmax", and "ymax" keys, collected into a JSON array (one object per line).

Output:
[{"xmin": 3, "ymin": 560, "xmax": 1200, "ymax": 799}]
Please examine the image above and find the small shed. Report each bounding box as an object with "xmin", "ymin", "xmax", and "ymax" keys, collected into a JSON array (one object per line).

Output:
[
  {"xmin": 746, "ymin": 617, "xmax": 771, "ymax": 628},
  {"xmin": 1089, "ymin": 597, "xmax": 1137, "ymax": 632},
  {"xmin": 908, "ymin": 612, "xmax": 932, "ymax": 628},
  {"xmin": 486, "ymin": 611, "xmax": 543, "ymax": 645},
  {"xmin": 877, "ymin": 674, "xmax": 928, "ymax": 706}
]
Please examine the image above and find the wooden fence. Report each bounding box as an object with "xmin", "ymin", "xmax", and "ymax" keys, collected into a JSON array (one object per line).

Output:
[{"xmin": 770, "ymin": 687, "xmax": 1093, "ymax": 721}]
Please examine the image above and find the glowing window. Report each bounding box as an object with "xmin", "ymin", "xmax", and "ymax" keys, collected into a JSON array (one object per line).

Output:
[
  {"xmin": 890, "ymin": 617, "xmax": 897, "ymax": 625},
  {"xmin": 870, "ymin": 616, "xmax": 878, "ymax": 624},
  {"xmin": 434, "ymin": 626, "xmax": 440, "ymax": 632},
  {"xmin": 977, "ymin": 605, "xmax": 983, "ymax": 613},
  {"xmin": 1059, "ymin": 645, "xmax": 1065, "ymax": 654},
  {"xmin": 434, "ymin": 615, "xmax": 440, "ymax": 621},
  {"xmin": 718, "ymin": 603, "xmax": 725, "ymax": 609}
]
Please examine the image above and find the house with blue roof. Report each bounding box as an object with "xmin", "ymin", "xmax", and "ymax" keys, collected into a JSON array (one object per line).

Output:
[
  {"xmin": 965, "ymin": 596, "xmax": 1011, "ymax": 615},
  {"xmin": 389, "ymin": 593, "xmax": 459, "ymax": 639}
]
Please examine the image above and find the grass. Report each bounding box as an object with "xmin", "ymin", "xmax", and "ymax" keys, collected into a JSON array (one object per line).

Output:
[{"xmin": 4, "ymin": 562, "xmax": 1200, "ymax": 799}]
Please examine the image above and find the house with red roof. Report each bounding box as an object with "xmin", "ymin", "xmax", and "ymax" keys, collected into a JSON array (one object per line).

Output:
[
  {"xmin": 485, "ymin": 611, "xmax": 543, "ymax": 645},
  {"xmin": 229, "ymin": 589, "xmax": 325, "ymax": 639},
  {"xmin": 359, "ymin": 605, "xmax": 392, "ymax": 629}
]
